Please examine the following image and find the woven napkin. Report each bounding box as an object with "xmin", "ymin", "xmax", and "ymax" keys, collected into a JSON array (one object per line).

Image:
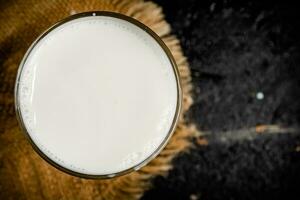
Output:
[{"xmin": 0, "ymin": 0, "xmax": 196, "ymax": 199}]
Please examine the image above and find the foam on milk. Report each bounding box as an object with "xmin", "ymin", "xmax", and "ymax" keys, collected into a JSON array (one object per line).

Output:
[{"xmin": 17, "ymin": 15, "xmax": 178, "ymax": 175}]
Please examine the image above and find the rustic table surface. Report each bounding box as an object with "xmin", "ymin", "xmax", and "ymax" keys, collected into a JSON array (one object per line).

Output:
[{"xmin": 143, "ymin": 0, "xmax": 300, "ymax": 199}]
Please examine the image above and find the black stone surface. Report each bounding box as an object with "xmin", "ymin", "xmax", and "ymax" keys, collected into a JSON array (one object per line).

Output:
[{"xmin": 142, "ymin": 0, "xmax": 300, "ymax": 199}]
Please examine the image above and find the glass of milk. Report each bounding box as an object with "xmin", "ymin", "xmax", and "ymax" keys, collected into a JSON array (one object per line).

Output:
[{"xmin": 15, "ymin": 11, "xmax": 182, "ymax": 178}]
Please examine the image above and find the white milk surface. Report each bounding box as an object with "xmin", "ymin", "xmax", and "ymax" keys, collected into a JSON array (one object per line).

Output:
[{"xmin": 17, "ymin": 15, "xmax": 178, "ymax": 175}]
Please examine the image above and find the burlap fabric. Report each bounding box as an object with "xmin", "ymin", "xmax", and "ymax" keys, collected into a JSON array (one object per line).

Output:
[{"xmin": 0, "ymin": 0, "xmax": 196, "ymax": 199}]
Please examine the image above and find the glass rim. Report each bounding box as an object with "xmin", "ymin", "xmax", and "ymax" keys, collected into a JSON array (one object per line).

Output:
[{"xmin": 14, "ymin": 11, "xmax": 182, "ymax": 179}]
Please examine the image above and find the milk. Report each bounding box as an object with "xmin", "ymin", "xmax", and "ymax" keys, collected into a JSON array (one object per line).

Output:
[{"xmin": 16, "ymin": 14, "xmax": 179, "ymax": 176}]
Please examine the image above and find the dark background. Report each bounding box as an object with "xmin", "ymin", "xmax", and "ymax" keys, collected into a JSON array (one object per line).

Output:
[{"xmin": 142, "ymin": 0, "xmax": 300, "ymax": 199}]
